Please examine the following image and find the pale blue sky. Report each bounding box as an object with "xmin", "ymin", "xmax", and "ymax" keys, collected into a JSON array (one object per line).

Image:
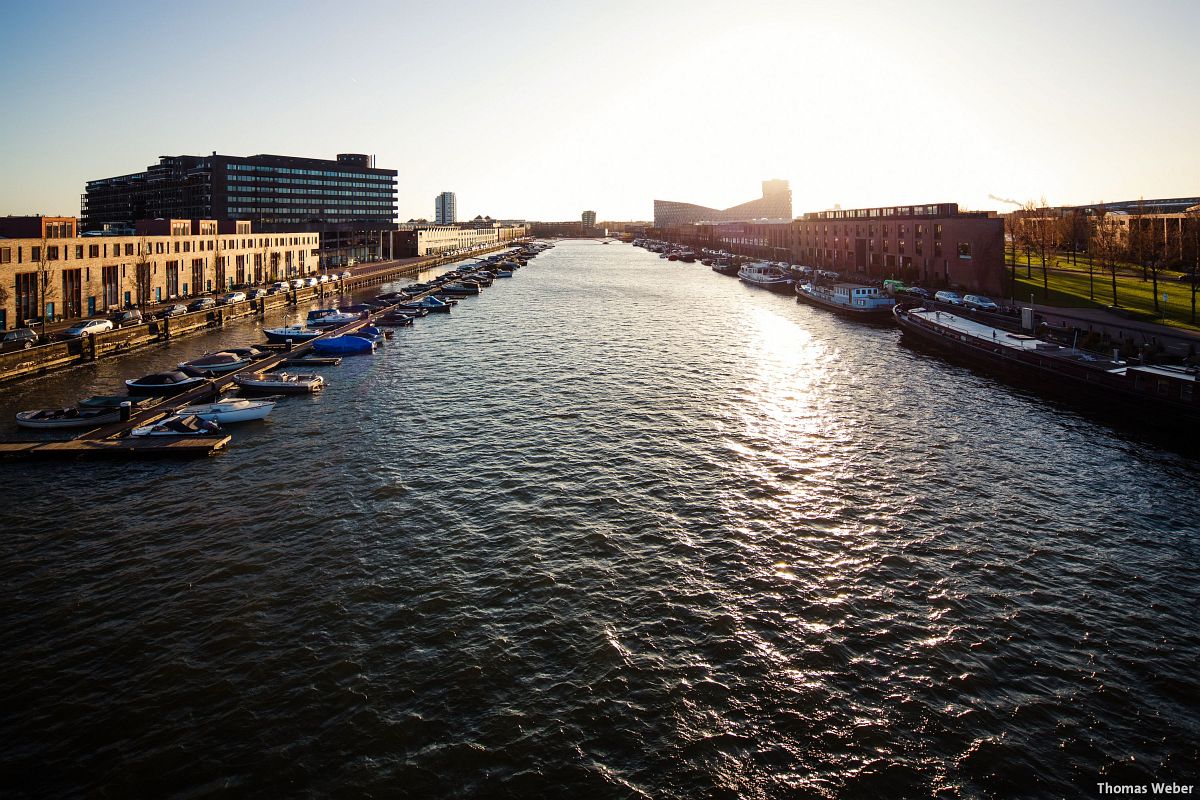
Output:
[{"xmin": 1, "ymin": 0, "xmax": 1197, "ymax": 221}]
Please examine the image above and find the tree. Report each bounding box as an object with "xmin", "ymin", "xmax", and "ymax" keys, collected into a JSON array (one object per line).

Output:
[
  {"xmin": 1004, "ymin": 211, "xmax": 1022, "ymax": 298},
  {"xmin": 34, "ymin": 237, "xmax": 58, "ymax": 338},
  {"xmin": 1186, "ymin": 207, "xmax": 1200, "ymax": 324},
  {"xmin": 1093, "ymin": 203, "xmax": 1120, "ymax": 307},
  {"xmin": 134, "ymin": 240, "xmax": 152, "ymax": 311}
]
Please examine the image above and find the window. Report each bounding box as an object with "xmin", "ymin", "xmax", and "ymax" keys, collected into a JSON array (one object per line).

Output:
[
  {"xmin": 957, "ymin": 242, "xmax": 972, "ymax": 259},
  {"xmin": 75, "ymin": 245, "xmax": 84, "ymax": 259},
  {"xmin": 934, "ymin": 224, "xmax": 944, "ymax": 240},
  {"xmin": 47, "ymin": 246, "xmax": 59, "ymax": 260},
  {"xmin": 31, "ymin": 246, "xmax": 41, "ymax": 262},
  {"xmin": 934, "ymin": 241, "xmax": 943, "ymax": 258},
  {"xmin": 89, "ymin": 244, "xmax": 100, "ymax": 258},
  {"xmin": 125, "ymin": 243, "xmax": 134, "ymax": 256},
  {"xmin": 0, "ymin": 247, "xmax": 9, "ymax": 264}
]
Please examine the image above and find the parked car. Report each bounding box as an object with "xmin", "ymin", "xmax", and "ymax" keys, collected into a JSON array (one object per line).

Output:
[
  {"xmin": 63, "ymin": 319, "xmax": 114, "ymax": 338},
  {"xmin": 268, "ymin": 281, "xmax": 289, "ymax": 295},
  {"xmin": 302, "ymin": 277, "xmax": 318, "ymax": 288},
  {"xmin": 109, "ymin": 309, "xmax": 144, "ymax": 328},
  {"xmin": 317, "ymin": 274, "xmax": 330, "ymax": 284},
  {"xmin": 0, "ymin": 328, "xmax": 39, "ymax": 352},
  {"xmin": 218, "ymin": 291, "xmax": 247, "ymax": 305},
  {"xmin": 159, "ymin": 304, "xmax": 188, "ymax": 318},
  {"xmin": 934, "ymin": 290, "xmax": 963, "ymax": 306},
  {"xmin": 248, "ymin": 288, "xmax": 268, "ymax": 299},
  {"xmin": 903, "ymin": 286, "xmax": 932, "ymax": 300},
  {"xmin": 963, "ymin": 294, "xmax": 999, "ymax": 312},
  {"xmin": 187, "ymin": 297, "xmax": 216, "ymax": 312},
  {"xmin": 290, "ymin": 278, "xmax": 305, "ymax": 290},
  {"xmin": 340, "ymin": 271, "xmax": 352, "ymax": 280}
]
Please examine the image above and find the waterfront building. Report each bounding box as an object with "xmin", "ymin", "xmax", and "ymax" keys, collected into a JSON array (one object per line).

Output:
[
  {"xmin": 652, "ymin": 202, "xmax": 1005, "ymax": 294},
  {"xmin": 435, "ymin": 192, "xmax": 457, "ymax": 225},
  {"xmin": 82, "ymin": 152, "xmax": 397, "ymax": 267},
  {"xmin": 382, "ymin": 223, "xmax": 529, "ymax": 258},
  {"xmin": 582, "ymin": 210, "xmax": 597, "ymax": 230},
  {"xmin": 0, "ymin": 216, "xmax": 316, "ymax": 330},
  {"xmin": 654, "ymin": 180, "xmax": 793, "ymax": 227}
]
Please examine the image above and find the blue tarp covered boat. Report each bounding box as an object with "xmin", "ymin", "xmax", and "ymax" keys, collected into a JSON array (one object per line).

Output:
[{"xmin": 312, "ymin": 335, "xmax": 375, "ymax": 355}]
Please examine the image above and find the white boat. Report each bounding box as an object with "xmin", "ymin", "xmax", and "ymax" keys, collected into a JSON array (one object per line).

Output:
[
  {"xmin": 15, "ymin": 407, "xmax": 121, "ymax": 430},
  {"xmin": 737, "ymin": 262, "xmax": 794, "ymax": 293},
  {"xmin": 233, "ymin": 371, "xmax": 325, "ymax": 394},
  {"xmin": 178, "ymin": 351, "xmax": 252, "ymax": 374},
  {"xmin": 131, "ymin": 414, "xmax": 222, "ymax": 437},
  {"xmin": 795, "ymin": 281, "xmax": 896, "ymax": 320},
  {"xmin": 175, "ymin": 398, "xmax": 276, "ymax": 424},
  {"xmin": 306, "ymin": 309, "xmax": 360, "ymax": 328},
  {"xmin": 264, "ymin": 326, "xmax": 322, "ymax": 344}
]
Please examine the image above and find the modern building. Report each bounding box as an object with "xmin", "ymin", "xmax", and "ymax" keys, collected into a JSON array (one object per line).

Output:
[
  {"xmin": 435, "ymin": 192, "xmax": 457, "ymax": 225},
  {"xmin": 581, "ymin": 210, "xmax": 597, "ymax": 229},
  {"xmin": 0, "ymin": 216, "xmax": 317, "ymax": 330},
  {"xmin": 82, "ymin": 152, "xmax": 397, "ymax": 267},
  {"xmin": 654, "ymin": 180, "xmax": 793, "ymax": 227}
]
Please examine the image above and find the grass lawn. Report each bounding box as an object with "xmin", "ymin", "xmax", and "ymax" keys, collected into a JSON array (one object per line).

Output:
[{"xmin": 1004, "ymin": 265, "xmax": 1200, "ymax": 331}]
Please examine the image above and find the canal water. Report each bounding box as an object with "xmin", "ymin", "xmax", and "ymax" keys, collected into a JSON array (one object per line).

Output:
[{"xmin": 1, "ymin": 240, "xmax": 1197, "ymax": 798}]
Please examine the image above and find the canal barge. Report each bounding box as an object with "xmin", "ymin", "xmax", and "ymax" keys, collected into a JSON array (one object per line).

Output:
[
  {"xmin": 795, "ymin": 281, "xmax": 896, "ymax": 321},
  {"xmin": 737, "ymin": 262, "xmax": 794, "ymax": 293},
  {"xmin": 893, "ymin": 306, "xmax": 1200, "ymax": 419}
]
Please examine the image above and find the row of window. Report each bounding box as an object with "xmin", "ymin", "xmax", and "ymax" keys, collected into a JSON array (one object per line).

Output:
[
  {"xmin": 228, "ymin": 164, "xmax": 393, "ymax": 181},
  {"xmin": 226, "ymin": 196, "xmax": 392, "ymax": 207},
  {"xmin": 800, "ymin": 223, "xmax": 944, "ymax": 239},
  {"xmin": 0, "ymin": 238, "xmax": 317, "ymax": 264},
  {"xmin": 226, "ymin": 175, "xmax": 395, "ymax": 191},
  {"xmin": 226, "ymin": 184, "xmax": 393, "ymax": 199}
]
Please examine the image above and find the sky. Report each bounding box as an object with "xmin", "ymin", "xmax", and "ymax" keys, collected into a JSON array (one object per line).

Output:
[{"xmin": 1, "ymin": 0, "xmax": 1197, "ymax": 222}]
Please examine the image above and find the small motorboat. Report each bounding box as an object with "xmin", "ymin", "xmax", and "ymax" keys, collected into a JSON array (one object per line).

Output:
[
  {"xmin": 347, "ymin": 326, "xmax": 388, "ymax": 344},
  {"xmin": 234, "ymin": 372, "xmax": 325, "ymax": 394},
  {"xmin": 77, "ymin": 395, "xmax": 154, "ymax": 410},
  {"xmin": 400, "ymin": 297, "xmax": 452, "ymax": 313},
  {"xmin": 437, "ymin": 282, "xmax": 480, "ymax": 295},
  {"xmin": 175, "ymin": 398, "xmax": 276, "ymax": 424},
  {"xmin": 16, "ymin": 407, "xmax": 121, "ymax": 430},
  {"xmin": 312, "ymin": 335, "xmax": 376, "ymax": 355},
  {"xmin": 264, "ymin": 326, "xmax": 321, "ymax": 344},
  {"xmin": 224, "ymin": 346, "xmax": 268, "ymax": 361},
  {"xmin": 178, "ymin": 351, "xmax": 251, "ymax": 374},
  {"xmin": 131, "ymin": 414, "xmax": 222, "ymax": 437},
  {"xmin": 125, "ymin": 370, "xmax": 209, "ymax": 395},
  {"xmin": 307, "ymin": 309, "xmax": 360, "ymax": 328},
  {"xmin": 377, "ymin": 312, "xmax": 414, "ymax": 327}
]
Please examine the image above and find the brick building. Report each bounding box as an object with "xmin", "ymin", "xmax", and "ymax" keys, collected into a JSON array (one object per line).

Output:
[{"xmin": 0, "ymin": 216, "xmax": 317, "ymax": 329}]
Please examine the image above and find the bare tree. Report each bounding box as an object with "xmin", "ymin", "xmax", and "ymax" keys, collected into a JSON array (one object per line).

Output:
[
  {"xmin": 1004, "ymin": 211, "xmax": 1022, "ymax": 297},
  {"xmin": 1186, "ymin": 207, "xmax": 1200, "ymax": 324},
  {"xmin": 134, "ymin": 242, "xmax": 152, "ymax": 311},
  {"xmin": 34, "ymin": 237, "xmax": 58, "ymax": 337},
  {"xmin": 1093, "ymin": 203, "xmax": 1120, "ymax": 307}
]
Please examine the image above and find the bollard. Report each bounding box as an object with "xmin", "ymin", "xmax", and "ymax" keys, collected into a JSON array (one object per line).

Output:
[
  {"xmin": 285, "ymin": 338, "xmax": 293, "ymax": 352},
  {"xmin": 119, "ymin": 401, "xmax": 131, "ymax": 422}
]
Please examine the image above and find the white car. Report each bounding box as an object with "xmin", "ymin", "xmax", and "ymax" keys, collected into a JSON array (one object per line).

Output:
[
  {"xmin": 963, "ymin": 294, "xmax": 999, "ymax": 312},
  {"xmin": 317, "ymin": 274, "xmax": 330, "ymax": 284},
  {"xmin": 304, "ymin": 277, "xmax": 319, "ymax": 288},
  {"xmin": 290, "ymin": 279, "xmax": 305, "ymax": 289},
  {"xmin": 340, "ymin": 271, "xmax": 352, "ymax": 280},
  {"xmin": 64, "ymin": 319, "xmax": 114, "ymax": 337},
  {"xmin": 218, "ymin": 291, "xmax": 247, "ymax": 305},
  {"xmin": 934, "ymin": 290, "xmax": 963, "ymax": 306}
]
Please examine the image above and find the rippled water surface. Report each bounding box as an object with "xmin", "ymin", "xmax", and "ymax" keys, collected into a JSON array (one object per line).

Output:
[{"xmin": 1, "ymin": 241, "xmax": 1198, "ymax": 798}]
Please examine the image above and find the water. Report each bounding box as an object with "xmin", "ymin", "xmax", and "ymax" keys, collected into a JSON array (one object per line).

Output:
[{"xmin": 1, "ymin": 240, "xmax": 1197, "ymax": 798}]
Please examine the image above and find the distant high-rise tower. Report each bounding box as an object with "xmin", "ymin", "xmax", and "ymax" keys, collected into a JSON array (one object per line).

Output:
[
  {"xmin": 581, "ymin": 210, "xmax": 597, "ymax": 230},
  {"xmin": 435, "ymin": 192, "xmax": 457, "ymax": 225}
]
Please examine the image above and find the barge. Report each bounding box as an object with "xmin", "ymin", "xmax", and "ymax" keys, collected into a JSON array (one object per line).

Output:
[{"xmin": 795, "ymin": 281, "xmax": 896, "ymax": 321}]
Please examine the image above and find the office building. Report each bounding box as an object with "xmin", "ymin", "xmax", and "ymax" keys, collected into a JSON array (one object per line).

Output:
[
  {"xmin": 654, "ymin": 180, "xmax": 793, "ymax": 227},
  {"xmin": 82, "ymin": 152, "xmax": 397, "ymax": 266},
  {"xmin": 382, "ymin": 223, "xmax": 529, "ymax": 258},
  {"xmin": 435, "ymin": 192, "xmax": 457, "ymax": 225},
  {"xmin": 582, "ymin": 210, "xmax": 597, "ymax": 229},
  {"xmin": 0, "ymin": 216, "xmax": 316, "ymax": 330}
]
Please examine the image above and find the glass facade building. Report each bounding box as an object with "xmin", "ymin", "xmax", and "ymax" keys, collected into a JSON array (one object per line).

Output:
[{"xmin": 82, "ymin": 153, "xmax": 397, "ymax": 266}]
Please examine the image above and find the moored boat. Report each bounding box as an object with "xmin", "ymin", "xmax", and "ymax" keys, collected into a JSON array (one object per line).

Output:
[
  {"xmin": 307, "ymin": 309, "xmax": 360, "ymax": 328},
  {"xmin": 312, "ymin": 335, "xmax": 376, "ymax": 355},
  {"xmin": 233, "ymin": 372, "xmax": 325, "ymax": 394},
  {"xmin": 125, "ymin": 371, "xmax": 209, "ymax": 395},
  {"xmin": 16, "ymin": 407, "xmax": 121, "ymax": 430},
  {"xmin": 737, "ymin": 262, "xmax": 794, "ymax": 293},
  {"xmin": 264, "ymin": 326, "xmax": 322, "ymax": 344},
  {"xmin": 893, "ymin": 305, "xmax": 1200, "ymax": 420},
  {"xmin": 175, "ymin": 398, "xmax": 276, "ymax": 424},
  {"xmin": 795, "ymin": 281, "xmax": 896, "ymax": 321},
  {"xmin": 178, "ymin": 351, "xmax": 252, "ymax": 374},
  {"xmin": 131, "ymin": 414, "xmax": 222, "ymax": 437}
]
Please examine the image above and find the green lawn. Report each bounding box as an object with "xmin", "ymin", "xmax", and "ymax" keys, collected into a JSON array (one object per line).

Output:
[{"xmin": 1004, "ymin": 264, "xmax": 1200, "ymax": 331}]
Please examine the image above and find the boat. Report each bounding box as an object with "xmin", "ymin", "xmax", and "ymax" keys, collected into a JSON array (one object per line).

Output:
[
  {"xmin": 131, "ymin": 414, "xmax": 222, "ymax": 437},
  {"xmin": 377, "ymin": 312, "xmax": 415, "ymax": 327},
  {"xmin": 125, "ymin": 371, "xmax": 209, "ymax": 395},
  {"xmin": 400, "ymin": 297, "xmax": 452, "ymax": 313},
  {"xmin": 224, "ymin": 346, "xmax": 267, "ymax": 361},
  {"xmin": 438, "ymin": 282, "xmax": 480, "ymax": 295},
  {"xmin": 893, "ymin": 305, "xmax": 1200, "ymax": 420},
  {"xmin": 795, "ymin": 281, "xmax": 896, "ymax": 321},
  {"xmin": 312, "ymin": 335, "xmax": 376, "ymax": 355},
  {"xmin": 264, "ymin": 326, "xmax": 322, "ymax": 344},
  {"xmin": 175, "ymin": 398, "xmax": 276, "ymax": 424},
  {"xmin": 178, "ymin": 351, "xmax": 252, "ymax": 374},
  {"xmin": 347, "ymin": 326, "xmax": 388, "ymax": 344},
  {"xmin": 77, "ymin": 395, "xmax": 154, "ymax": 411},
  {"xmin": 711, "ymin": 260, "xmax": 740, "ymax": 277},
  {"xmin": 307, "ymin": 309, "xmax": 360, "ymax": 328},
  {"xmin": 233, "ymin": 372, "xmax": 325, "ymax": 394},
  {"xmin": 15, "ymin": 407, "xmax": 121, "ymax": 430},
  {"xmin": 737, "ymin": 262, "xmax": 794, "ymax": 293}
]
